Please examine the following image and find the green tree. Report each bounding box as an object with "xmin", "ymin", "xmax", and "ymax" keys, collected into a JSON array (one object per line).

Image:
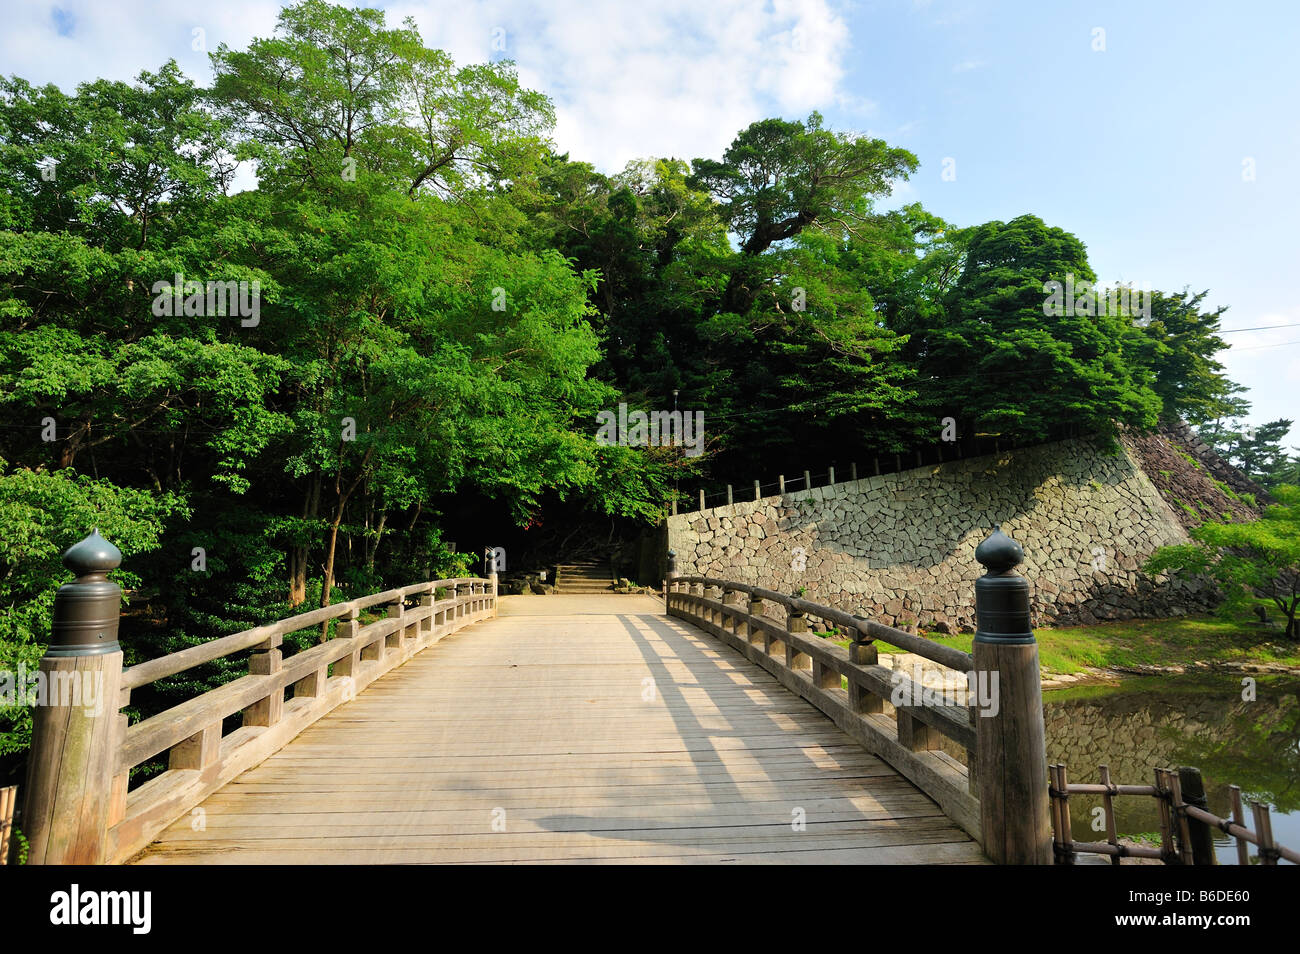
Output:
[
  {"xmin": 1123, "ymin": 288, "xmax": 1236, "ymax": 426},
  {"xmin": 1144, "ymin": 485, "xmax": 1300, "ymax": 638},
  {"xmin": 1198, "ymin": 418, "xmax": 1295, "ymax": 488},
  {"xmin": 914, "ymin": 214, "xmax": 1162, "ymax": 443},
  {"xmin": 690, "ymin": 112, "xmax": 917, "ymax": 317},
  {"xmin": 0, "ymin": 461, "xmax": 183, "ymax": 769}
]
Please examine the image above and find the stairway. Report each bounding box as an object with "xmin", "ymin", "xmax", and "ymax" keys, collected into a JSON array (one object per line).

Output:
[{"xmin": 554, "ymin": 562, "xmax": 614, "ymax": 594}]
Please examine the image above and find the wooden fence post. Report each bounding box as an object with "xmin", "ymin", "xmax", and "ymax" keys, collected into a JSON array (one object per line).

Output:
[
  {"xmin": 1178, "ymin": 766, "xmax": 1217, "ymax": 865},
  {"xmin": 0, "ymin": 785, "xmax": 15, "ymax": 864},
  {"xmin": 972, "ymin": 527, "xmax": 1051, "ymax": 864},
  {"xmin": 22, "ymin": 530, "xmax": 125, "ymax": 864}
]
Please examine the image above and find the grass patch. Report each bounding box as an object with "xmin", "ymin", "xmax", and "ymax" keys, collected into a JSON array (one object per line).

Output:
[{"xmin": 831, "ymin": 615, "xmax": 1300, "ymax": 675}]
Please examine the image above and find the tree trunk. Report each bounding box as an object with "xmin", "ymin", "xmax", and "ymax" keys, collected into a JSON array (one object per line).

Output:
[
  {"xmin": 288, "ymin": 473, "xmax": 321, "ymax": 607},
  {"xmin": 318, "ymin": 448, "xmax": 372, "ymax": 639},
  {"xmin": 365, "ymin": 512, "xmax": 388, "ymax": 571}
]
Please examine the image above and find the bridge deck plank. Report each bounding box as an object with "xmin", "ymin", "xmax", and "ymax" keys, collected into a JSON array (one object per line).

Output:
[{"xmin": 133, "ymin": 595, "xmax": 986, "ymax": 865}]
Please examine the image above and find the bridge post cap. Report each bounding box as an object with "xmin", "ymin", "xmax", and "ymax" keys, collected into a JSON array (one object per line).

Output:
[
  {"xmin": 975, "ymin": 526, "xmax": 1022, "ymax": 574},
  {"xmin": 62, "ymin": 529, "xmax": 122, "ymax": 577}
]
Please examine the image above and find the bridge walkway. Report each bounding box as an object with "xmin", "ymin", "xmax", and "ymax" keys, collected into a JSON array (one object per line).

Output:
[{"xmin": 133, "ymin": 595, "xmax": 986, "ymax": 864}]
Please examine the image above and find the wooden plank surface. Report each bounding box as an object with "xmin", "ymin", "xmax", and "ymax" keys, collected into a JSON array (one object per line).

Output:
[{"xmin": 133, "ymin": 595, "xmax": 986, "ymax": 865}]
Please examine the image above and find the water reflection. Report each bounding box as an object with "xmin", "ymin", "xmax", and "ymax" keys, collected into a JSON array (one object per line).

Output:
[{"xmin": 1043, "ymin": 675, "xmax": 1300, "ymax": 864}]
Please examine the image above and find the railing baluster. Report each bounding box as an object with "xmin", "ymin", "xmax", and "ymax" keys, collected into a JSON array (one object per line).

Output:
[
  {"xmin": 170, "ymin": 721, "xmax": 222, "ymax": 771},
  {"xmin": 784, "ymin": 604, "xmax": 809, "ymax": 671},
  {"xmin": 1230, "ymin": 785, "xmax": 1250, "ymax": 865},
  {"xmin": 1057, "ymin": 763, "xmax": 1075, "ymax": 865},
  {"xmin": 1178, "ymin": 766, "xmax": 1216, "ymax": 865},
  {"xmin": 1154, "ymin": 768, "xmax": 1177, "ymax": 863},
  {"xmin": 1099, "ymin": 764, "xmax": 1120, "ymax": 865},
  {"xmin": 1252, "ymin": 801, "xmax": 1277, "ymax": 865},
  {"xmin": 243, "ymin": 634, "xmax": 284, "ymax": 728}
]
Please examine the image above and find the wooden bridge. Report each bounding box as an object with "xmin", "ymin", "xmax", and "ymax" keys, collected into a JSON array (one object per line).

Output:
[{"xmin": 19, "ymin": 529, "xmax": 1054, "ymax": 865}]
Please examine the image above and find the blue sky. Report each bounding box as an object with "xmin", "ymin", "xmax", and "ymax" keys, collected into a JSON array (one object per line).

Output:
[{"xmin": 2, "ymin": 0, "xmax": 1296, "ymax": 447}]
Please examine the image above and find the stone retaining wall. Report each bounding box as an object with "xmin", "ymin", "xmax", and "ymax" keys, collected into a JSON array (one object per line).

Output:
[{"xmin": 666, "ymin": 435, "xmax": 1216, "ymax": 632}]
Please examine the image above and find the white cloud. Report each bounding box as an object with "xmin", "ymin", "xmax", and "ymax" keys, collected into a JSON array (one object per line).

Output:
[
  {"xmin": 0, "ymin": 1, "xmax": 281, "ymax": 87},
  {"xmin": 2, "ymin": 1, "xmax": 853, "ymax": 173}
]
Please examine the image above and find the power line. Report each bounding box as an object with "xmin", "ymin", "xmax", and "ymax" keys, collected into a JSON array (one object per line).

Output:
[
  {"xmin": 1217, "ymin": 323, "xmax": 1300, "ymax": 334},
  {"xmin": 1228, "ymin": 339, "xmax": 1300, "ymax": 352}
]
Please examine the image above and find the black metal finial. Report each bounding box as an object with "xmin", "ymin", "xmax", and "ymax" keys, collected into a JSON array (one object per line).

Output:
[
  {"xmin": 49, "ymin": 530, "xmax": 124, "ymax": 656},
  {"xmin": 975, "ymin": 525, "xmax": 1023, "ymax": 575},
  {"xmin": 61, "ymin": 529, "xmax": 122, "ymax": 579},
  {"xmin": 973, "ymin": 526, "xmax": 1033, "ymax": 645}
]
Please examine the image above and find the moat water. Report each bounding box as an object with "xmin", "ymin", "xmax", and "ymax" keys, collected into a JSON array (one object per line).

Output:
[{"xmin": 1043, "ymin": 674, "xmax": 1300, "ymax": 864}]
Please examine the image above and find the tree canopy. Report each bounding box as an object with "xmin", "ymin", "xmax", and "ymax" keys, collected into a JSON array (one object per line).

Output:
[{"xmin": 0, "ymin": 0, "xmax": 1262, "ymax": 770}]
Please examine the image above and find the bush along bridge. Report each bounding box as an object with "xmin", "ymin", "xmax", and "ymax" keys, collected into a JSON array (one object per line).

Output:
[{"xmin": 10, "ymin": 528, "xmax": 1295, "ymax": 865}]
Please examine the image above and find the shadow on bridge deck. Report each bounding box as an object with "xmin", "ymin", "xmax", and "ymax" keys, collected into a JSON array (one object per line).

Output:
[{"xmin": 133, "ymin": 594, "xmax": 987, "ymax": 864}]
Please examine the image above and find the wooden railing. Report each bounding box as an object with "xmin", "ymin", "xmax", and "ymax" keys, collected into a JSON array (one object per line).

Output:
[
  {"xmin": 664, "ymin": 525, "xmax": 1055, "ymax": 864},
  {"xmin": 1050, "ymin": 763, "xmax": 1299, "ymax": 865},
  {"xmin": 666, "ymin": 575, "xmax": 982, "ymax": 841},
  {"xmin": 21, "ymin": 530, "xmax": 498, "ymax": 865}
]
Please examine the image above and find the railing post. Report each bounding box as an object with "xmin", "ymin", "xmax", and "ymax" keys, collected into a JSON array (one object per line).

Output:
[
  {"xmin": 848, "ymin": 617, "xmax": 882, "ymax": 714},
  {"xmin": 784, "ymin": 599, "xmax": 809, "ymax": 671},
  {"xmin": 1178, "ymin": 766, "xmax": 1217, "ymax": 865},
  {"xmin": 335, "ymin": 605, "xmax": 363, "ymax": 682},
  {"xmin": 699, "ymin": 488, "xmax": 706, "ymax": 511},
  {"xmin": 663, "ymin": 550, "xmax": 677, "ymax": 607},
  {"xmin": 418, "ymin": 587, "xmax": 436, "ymax": 639},
  {"xmin": 244, "ymin": 632, "xmax": 284, "ymax": 727},
  {"xmin": 22, "ymin": 530, "xmax": 125, "ymax": 864},
  {"xmin": 386, "ymin": 595, "xmax": 406, "ymax": 651},
  {"xmin": 973, "ymin": 527, "xmax": 1051, "ymax": 864},
  {"xmin": 721, "ymin": 587, "xmax": 743, "ymax": 633},
  {"xmin": 489, "ymin": 572, "xmax": 498, "ymax": 618},
  {"xmin": 746, "ymin": 596, "xmax": 765, "ymax": 647},
  {"xmin": 754, "ymin": 480, "xmax": 761, "ymax": 501}
]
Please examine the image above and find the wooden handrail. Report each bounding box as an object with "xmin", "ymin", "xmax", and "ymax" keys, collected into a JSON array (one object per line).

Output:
[
  {"xmin": 668, "ymin": 526, "xmax": 1052, "ymax": 865},
  {"xmin": 121, "ymin": 579, "xmax": 480, "ymax": 690},
  {"xmin": 665, "ymin": 577, "xmax": 981, "ymax": 840},
  {"xmin": 672, "ymin": 575, "xmax": 974, "ymax": 673},
  {"xmin": 22, "ymin": 534, "xmax": 500, "ymax": 866}
]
